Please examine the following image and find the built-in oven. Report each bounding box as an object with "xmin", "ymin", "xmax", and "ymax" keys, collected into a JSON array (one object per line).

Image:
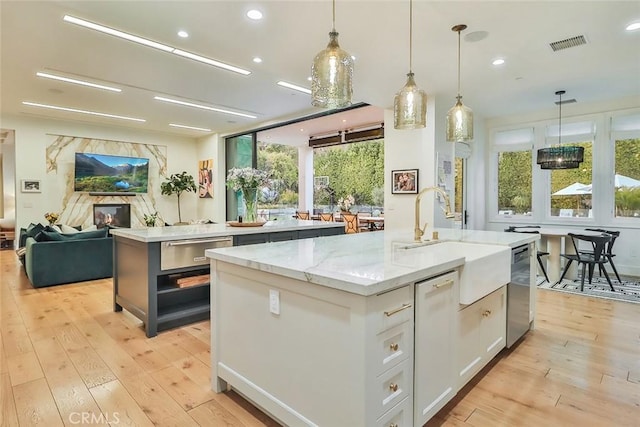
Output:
[{"xmin": 507, "ymin": 243, "xmax": 531, "ymax": 347}]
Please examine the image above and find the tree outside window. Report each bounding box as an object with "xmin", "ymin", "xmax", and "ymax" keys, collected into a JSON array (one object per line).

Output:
[
  {"xmin": 549, "ymin": 141, "xmax": 593, "ymax": 218},
  {"xmin": 497, "ymin": 150, "xmax": 532, "ymax": 215},
  {"xmin": 614, "ymin": 138, "xmax": 640, "ymax": 218}
]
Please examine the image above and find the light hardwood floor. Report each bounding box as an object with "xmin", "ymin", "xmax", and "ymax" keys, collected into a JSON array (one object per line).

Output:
[{"xmin": 2, "ymin": 249, "xmax": 639, "ymax": 426}]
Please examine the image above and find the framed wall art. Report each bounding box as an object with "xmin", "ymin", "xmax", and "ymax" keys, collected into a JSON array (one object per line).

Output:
[
  {"xmin": 391, "ymin": 169, "xmax": 418, "ymax": 194},
  {"xmin": 21, "ymin": 179, "xmax": 41, "ymax": 193}
]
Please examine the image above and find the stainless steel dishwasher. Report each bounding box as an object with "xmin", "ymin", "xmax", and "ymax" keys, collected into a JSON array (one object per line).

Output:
[
  {"xmin": 160, "ymin": 236, "xmax": 233, "ymax": 270},
  {"xmin": 507, "ymin": 243, "xmax": 531, "ymax": 347}
]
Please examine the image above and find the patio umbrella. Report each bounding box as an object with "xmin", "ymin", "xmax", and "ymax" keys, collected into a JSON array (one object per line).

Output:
[
  {"xmin": 552, "ymin": 182, "xmax": 591, "ymax": 196},
  {"xmin": 577, "ymin": 173, "xmax": 640, "ymax": 193}
]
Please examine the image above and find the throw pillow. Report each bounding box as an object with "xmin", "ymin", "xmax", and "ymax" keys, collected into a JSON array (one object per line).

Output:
[
  {"xmin": 80, "ymin": 224, "xmax": 98, "ymax": 233},
  {"xmin": 60, "ymin": 224, "xmax": 80, "ymax": 234},
  {"xmin": 25, "ymin": 223, "xmax": 44, "ymax": 238},
  {"xmin": 34, "ymin": 228, "xmax": 108, "ymax": 242}
]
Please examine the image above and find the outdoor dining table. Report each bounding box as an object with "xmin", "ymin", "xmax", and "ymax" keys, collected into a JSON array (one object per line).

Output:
[
  {"xmin": 357, "ymin": 216, "xmax": 385, "ymax": 231},
  {"xmin": 537, "ymin": 228, "xmax": 603, "ymax": 283}
]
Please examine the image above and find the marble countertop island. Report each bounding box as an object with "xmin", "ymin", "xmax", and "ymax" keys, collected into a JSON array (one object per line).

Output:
[
  {"xmin": 109, "ymin": 219, "xmax": 343, "ymax": 243},
  {"xmin": 206, "ymin": 229, "xmax": 537, "ymax": 296}
]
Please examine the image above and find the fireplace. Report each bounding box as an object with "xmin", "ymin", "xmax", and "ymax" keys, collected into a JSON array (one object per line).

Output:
[{"xmin": 93, "ymin": 203, "xmax": 131, "ymax": 228}]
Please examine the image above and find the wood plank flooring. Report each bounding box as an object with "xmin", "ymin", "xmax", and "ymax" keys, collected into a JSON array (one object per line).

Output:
[{"xmin": 1, "ymin": 249, "xmax": 639, "ymax": 426}]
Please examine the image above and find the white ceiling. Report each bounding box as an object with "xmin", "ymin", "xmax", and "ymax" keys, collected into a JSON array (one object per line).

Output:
[{"xmin": 1, "ymin": 1, "xmax": 639, "ymax": 143}]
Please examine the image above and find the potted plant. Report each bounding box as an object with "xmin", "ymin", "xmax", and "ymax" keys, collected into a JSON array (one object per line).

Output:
[
  {"xmin": 160, "ymin": 171, "xmax": 197, "ymax": 224},
  {"xmin": 143, "ymin": 212, "xmax": 159, "ymax": 227}
]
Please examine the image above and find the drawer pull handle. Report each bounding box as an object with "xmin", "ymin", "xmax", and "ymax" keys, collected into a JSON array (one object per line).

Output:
[
  {"xmin": 389, "ymin": 424, "xmax": 398, "ymax": 427},
  {"xmin": 433, "ymin": 279, "xmax": 454, "ymax": 289},
  {"xmin": 482, "ymin": 309, "xmax": 492, "ymax": 317},
  {"xmin": 389, "ymin": 383, "xmax": 399, "ymax": 392},
  {"xmin": 390, "ymin": 343, "xmax": 399, "ymax": 351},
  {"xmin": 384, "ymin": 303, "xmax": 412, "ymax": 317}
]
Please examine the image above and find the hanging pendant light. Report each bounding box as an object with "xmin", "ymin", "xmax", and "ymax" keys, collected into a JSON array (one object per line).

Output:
[
  {"xmin": 446, "ymin": 24, "xmax": 473, "ymax": 142},
  {"xmin": 394, "ymin": 0, "xmax": 427, "ymax": 129},
  {"xmin": 536, "ymin": 90, "xmax": 584, "ymax": 169},
  {"xmin": 311, "ymin": 0, "xmax": 353, "ymax": 109}
]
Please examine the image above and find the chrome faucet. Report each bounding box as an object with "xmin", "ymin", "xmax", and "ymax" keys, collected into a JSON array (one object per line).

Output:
[{"xmin": 414, "ymin": 186, "xmax": 456, "ymax": 242}]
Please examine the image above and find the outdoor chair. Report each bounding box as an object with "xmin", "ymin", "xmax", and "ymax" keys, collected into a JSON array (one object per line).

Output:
[
  {"xmin": 296, "ymin": 211, "xmax": 310, "ymax": 220},
  {"xmin": 504, "ymin": 225, "xmax": 550, "ymax": 283},
  {"xmin": 356, "ymin": 213, "xmax": 371, "ymax": 232},
  {"xmin": 558, "ymin": 233, "xmax": 615, "ymax": 291},
  {"xmin": 582, "ymin": 228, "xmax": 621, "ymax": 282},
  {"xmin": 341, "ymin": 213, "xmax": 359, "ymax": 234},
  {"xmin": 319, "ymin": 213, "xmax": 334, "ymax": 222}
]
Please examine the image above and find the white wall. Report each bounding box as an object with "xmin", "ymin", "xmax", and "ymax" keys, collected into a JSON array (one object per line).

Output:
[{"xmin": 1, "ymin": 114, "xmax": 200, "ymax": 229}]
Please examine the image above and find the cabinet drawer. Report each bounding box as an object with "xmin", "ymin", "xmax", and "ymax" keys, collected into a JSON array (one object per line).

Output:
[
  {"xmin": 374, "ymin": 322, "xmax": 412, "ymax": 376},
  {"xmin": 416, "ymin": 271, "xmax": 457, "ymax": 296},
  {"xmin": 375, "ymin": 396, "xmax": 411, "ymax": 427},
  {"xmin": 373, "ymin": 359, "xmax": 410, "ymax": 418},
  {"xmin": 372, "ymin": 286, "xmax": 413, "ymax": 333}
]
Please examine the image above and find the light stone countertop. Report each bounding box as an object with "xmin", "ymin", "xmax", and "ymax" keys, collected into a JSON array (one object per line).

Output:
[
  {"xmin": 108, "ymin": 219, "xmax": 344, "ymax": 243},
  {"xmin": 205, "ymin": 229, "xmax": 537, "ymax": 296}
]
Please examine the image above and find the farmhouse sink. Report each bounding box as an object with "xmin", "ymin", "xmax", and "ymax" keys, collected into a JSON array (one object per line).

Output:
[{"xmin": 436, "ymin": 241, "xmax": 511, "ymax": 305}]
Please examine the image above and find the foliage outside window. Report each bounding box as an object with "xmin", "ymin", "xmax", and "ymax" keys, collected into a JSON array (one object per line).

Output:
[
  {"xmin": 497, "ymin": 150, "xmax": 532, "ymax": 216},
  {"xmin": 614, "ymin": 138, "xmax": 640, "ymax": 218},
  {"xmin": 313, "ymin": 139, "xmax": 384, "ymax": 212},
  {"xmin": 550, "ymin": 141, "xmax": 592, "ymax": 218},
  {"xmin": 256, "ymin": 142, "xmax": 298, "ymax": 219}
]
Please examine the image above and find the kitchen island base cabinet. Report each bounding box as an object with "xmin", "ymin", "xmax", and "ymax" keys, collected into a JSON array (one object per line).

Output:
[
  {"xmin": 211, "ymin": 260, "xmax": 415, "ymax": 427},
  {"xmin": 456, "ymin": 286, "xmax": 506, "ymax": 390}
]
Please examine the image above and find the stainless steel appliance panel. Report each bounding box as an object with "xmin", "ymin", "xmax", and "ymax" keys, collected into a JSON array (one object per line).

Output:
[
  {"xmin": 507, "ymin": 243, "xmax": 531, "ymax": 347},
  {"xmin": 161, "ymin": 236, "xmax": 232, "ymax": 271}
]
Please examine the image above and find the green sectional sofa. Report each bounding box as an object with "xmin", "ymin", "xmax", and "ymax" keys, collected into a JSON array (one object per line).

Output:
[{"xmin": 24, "ymin": 227, "xmax": 113, "ymax": 287}]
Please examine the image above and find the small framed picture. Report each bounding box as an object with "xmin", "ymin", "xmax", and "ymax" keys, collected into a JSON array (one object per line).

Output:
[
  {"xmin": 21, "ymin": 179, "xmax": 41, "ymax": 193},
  {"xmin": 391, "ymin": 169, "xmax": 418, "ymax": 194}
]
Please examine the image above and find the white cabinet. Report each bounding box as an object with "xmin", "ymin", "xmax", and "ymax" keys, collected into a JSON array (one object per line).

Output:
[
  {"xmin": 456, "ymin": 285, "xmax": 506, "ymax": 390},
  {"xmin": 414, "ymin": 271, "xmax": 458, "ymax": 426}
]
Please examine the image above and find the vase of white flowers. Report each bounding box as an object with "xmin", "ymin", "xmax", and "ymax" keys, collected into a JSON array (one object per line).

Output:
[
  {"xmin": 226, "ymin": 167, "xmax": 269, "ymax": 223},
  {"xmin": 337, "ymin": 195, "xmax": 355, "ymax": 213}
]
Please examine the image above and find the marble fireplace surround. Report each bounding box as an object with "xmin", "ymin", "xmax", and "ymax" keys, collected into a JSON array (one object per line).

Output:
[{"xmin": 46, "ymin": 134, "xmax": 167, "ymax": 229}]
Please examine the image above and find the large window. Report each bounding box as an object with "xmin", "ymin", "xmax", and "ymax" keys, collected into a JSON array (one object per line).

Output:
[
  {"xmin": 614, "ymin": 138, "xmax": 640, "ymax": 218},
  {"xmin": 549, "ymin": 141, "xmax": 593, "ymax": 218},
  {"xmin": 256, "ymin": 142, "xmax": 299, "ymax": 220},
  {"xmin": 494, "ymin": 128, "xmax": 533, "ymax": 217},
  {"xmin": 313, "ymin": 139, "xmax": 384, "ymax": 213}
]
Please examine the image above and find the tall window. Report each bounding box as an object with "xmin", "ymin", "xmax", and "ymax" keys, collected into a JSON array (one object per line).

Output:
[
  {"xmin": 546, "ymin": 121, "xmax": 594, "ymax": 218},
  {"xmin": 225, "ymin": 133, "xmax": 255, "ymax": 220},
  {"xmin": 494, "ymin": 128, "xmax": 533, "ymax": 217},
  {"xmin": 256, "ymin": 142, "xmax": 299, "ymax": 220},
  {"xmin": 614, "ymin": 138, "xmax": 640, "ymax": 219}
]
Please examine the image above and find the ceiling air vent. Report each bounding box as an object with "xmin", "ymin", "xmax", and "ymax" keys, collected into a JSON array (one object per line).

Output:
[{"xmin": 549, "ymin": 35, "xmax": 587, "ymax": 52}]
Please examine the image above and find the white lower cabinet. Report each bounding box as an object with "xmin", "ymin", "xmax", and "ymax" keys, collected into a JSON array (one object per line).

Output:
[
  {"xmin": 456, "ymin": 285, "xmax": 506, "ymax": 390},
  {"xmin": 414, "ymin": 271, "xmax": 458, "ymax": 426}
]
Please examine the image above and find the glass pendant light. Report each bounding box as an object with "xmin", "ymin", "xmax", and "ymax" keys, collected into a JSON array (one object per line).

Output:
[
  {"xmin": 311, "ymin": 0, "xmax": 353, "ymax": 109},
  {"xmin": 446, "ymin": 24, "xmax": 474, "ymax": 142},
  {"xmin": 536, "ymin": 90, "xmax": 584, "ymax": 169},
  {"xmin": 394, "ymin": 0, "xmax": 427, "ymax": 129}
]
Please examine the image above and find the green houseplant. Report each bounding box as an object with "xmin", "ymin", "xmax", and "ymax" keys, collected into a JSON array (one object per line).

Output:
[{"xmin": 160, "ymin": 171, "xmax": 197, "ymax": 224}]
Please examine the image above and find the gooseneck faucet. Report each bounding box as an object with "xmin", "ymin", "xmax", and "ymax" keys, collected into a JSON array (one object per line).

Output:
[{"xmin": 414, "ymin": 186, "xmax": 456, "ymax": 242}]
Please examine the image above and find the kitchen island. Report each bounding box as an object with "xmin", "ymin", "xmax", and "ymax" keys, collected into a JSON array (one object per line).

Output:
[
  {"xmin": 206, "ymin": 230, "xmax": 537, "ymax": 426},
  {"xmin": 110, "ymin": 220, "xmax": 343, "ymax": 337}
]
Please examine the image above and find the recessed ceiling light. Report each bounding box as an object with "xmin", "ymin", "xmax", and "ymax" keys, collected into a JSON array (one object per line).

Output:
[
  {"xmin": 154, "ymin": 96, "xmax": 257, "ymax": 118},
  {"xmin": 627, "ymin": 22, "xmax": 640, "ymax": 31},
  {"xmin": 36, "ymin": 72, "xmax": 122, "ymax": 92},
  {"xmin": 247, "ymin": 10, "xmax": 263, "ymax": 20},
  {"xmin": 351, "ymin": 55, "xmax": 356, "ymax": 60},
  {"xmin": 22, "ymin": 101, "xmax": 145, "ymax": 122},
  {"xmin": 492, "ymin": 58, "xmax": 505, "ymax": 66},
  {"xmin": 300, "ymin": 128, "xmax": 304, "ymax": 132},
  {"xmin": 63, "ymin": 15, "xmax": 250, "ymax": 75},
  {"xmin": 177, "ymin": 30, "xmax": 189, "ymax": 38},
  {"xmin": 169, "ymin": 123, "xmax": 211, "ymax": 132},
  {"xmin": 277, "ymin": 81, "xmax": 311, "ymax": 94},
  {"xmin": 342, "ymin": 119, "xmax": 347, "ymax": 123},
  {"xmin": 307, "ymin": 76, "xmax": 312, "ymax": 81},
  {"xmin": 253, "ymin": 57, "xmax": 263, "ymax": 63}
]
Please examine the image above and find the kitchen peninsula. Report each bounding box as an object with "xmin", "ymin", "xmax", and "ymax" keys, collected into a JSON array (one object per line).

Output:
[
  {"xmin": 206, "ymin": 230, "xmax": 537, "ymax": 426},
  {"xmin": 110, "ymin": 220, "xmax": 343, "ymax": 337}
]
